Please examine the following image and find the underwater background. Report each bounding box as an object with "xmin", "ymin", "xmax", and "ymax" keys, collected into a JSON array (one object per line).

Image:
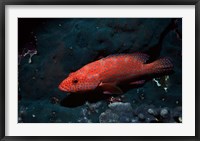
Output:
[{"xmin": 18, "ymin": 18, "xmax": 182, "ymax": 123}]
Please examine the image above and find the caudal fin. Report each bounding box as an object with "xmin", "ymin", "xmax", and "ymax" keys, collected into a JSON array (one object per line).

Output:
[{"xmin": 146, "ymin": 57, "xmax": 173, "ymax": 75}]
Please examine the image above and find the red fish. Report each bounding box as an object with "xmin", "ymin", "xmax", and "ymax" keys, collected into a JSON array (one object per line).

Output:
[{"xmin": 59, "ymin": 53, "xmax": 173, "ymax": 94}]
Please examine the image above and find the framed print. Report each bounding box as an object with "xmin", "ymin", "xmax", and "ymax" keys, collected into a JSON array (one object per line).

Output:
[{"xmin": 0, "ymin": 0, "xmax": 199, "ymax": 141}]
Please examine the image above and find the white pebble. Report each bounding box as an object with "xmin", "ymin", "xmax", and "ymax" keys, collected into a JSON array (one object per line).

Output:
[
  {"xmin": 153, "ymin": 78, "xmax": 161, "ymax": 87},
  {"xmin": 178, "ymin": 117, "xmax": 182, "ymax": 122},
  {"xmin": 147, "ymin": 108, "xmax": 154, "ymax": 115}
]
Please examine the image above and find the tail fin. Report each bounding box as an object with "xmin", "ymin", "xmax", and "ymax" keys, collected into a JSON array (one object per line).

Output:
[{"xmin": 146, "ymin": 57, "xmax": 173, "ymax": 75}]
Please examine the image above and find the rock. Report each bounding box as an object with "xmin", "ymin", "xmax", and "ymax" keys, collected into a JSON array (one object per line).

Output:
[
  {"xmin": 147, "ymin": 108, "xmax": 158, "ymax": 116},
  {"xmin": 178, "ymin": 117, "xmax": 182, "ymax": 123},
  {"xmin": 172, "ymin": 106, "xmax": 182, "ymax": 118},
  {"xmin": 99, "ymin": 109, "xmax": 119, "ymax": 123},
  {"xmin": 119, "ymin": 117, "xmax": 131, "ymax": 123},
  {"xmin": 18, "ymin": 117, "xmax": 23, "ymax": 123},
  {"xmin": 138, "ymin": 113, "xmax": 145, "ymax": 121},
  {"xmin": 147, "ymin": 108, "xmax": 154, "ymax": 115},
  {"xmin": 78, "ymin": 116, "xmax": 92, "ymax": 123},
  {"xmin": 160, "ymin": 108, "xmax": 169, "ymax": 118},
  {"xmin": 87, "ymin": 101, "xmax": 102, "ymax": 112},
  {"xmin": 172, "ymin": 107, "xmax": 182, "ymax": 123},
  {"xmin": 80, "ymin": 108, "xmax": 88, "ymax": 116},
  {"xmin": 99, "ymin": 102, "xmax": 135, "ymax": 123},
  {"xmin": 131, "ymin": 117, "xmax": 139, "ymax": 123},
  {"xmin": 108, "ymin": 102, "xmax": 133, "ymax": 112}
]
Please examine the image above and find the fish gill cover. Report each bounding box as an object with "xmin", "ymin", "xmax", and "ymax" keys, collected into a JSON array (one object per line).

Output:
[{"xmin": 18, "ymin": 18, "xmax": 182, "ymax": 123}]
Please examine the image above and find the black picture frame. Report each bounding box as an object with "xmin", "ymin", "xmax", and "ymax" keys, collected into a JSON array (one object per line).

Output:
[{"xmin": 0, "ymin": 0, "xmax": 199, "ymax": 141}]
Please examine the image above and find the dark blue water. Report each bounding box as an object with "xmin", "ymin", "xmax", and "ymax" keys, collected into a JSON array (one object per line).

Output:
[{"xmin": 18, "ymin": 18, "xmax": 182, "ymax": 123}]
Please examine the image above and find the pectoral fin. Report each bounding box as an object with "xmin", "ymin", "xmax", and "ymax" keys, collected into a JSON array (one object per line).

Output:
[
  {"xmin": 130, "ymin": 80, "xmax": 145, "ymax": 85},
  {"xmin": 99, "ymin": 82, "xmax": 123, "ymax": 94}
]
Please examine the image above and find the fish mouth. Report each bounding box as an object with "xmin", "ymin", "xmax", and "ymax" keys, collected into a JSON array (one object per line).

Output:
[{"xmin": 58, "ymin": 84, "xmax": 68, "ymax": 92}]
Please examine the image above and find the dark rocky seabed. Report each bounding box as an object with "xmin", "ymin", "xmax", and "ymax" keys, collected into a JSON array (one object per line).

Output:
[{"xmin": 18, "ymin": 18, "xmax": 182, "ymax": 123}]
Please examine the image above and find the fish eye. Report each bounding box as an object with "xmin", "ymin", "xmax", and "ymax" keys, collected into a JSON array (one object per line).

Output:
[{"xmin": 72, "ymin": 79, "xmax": 78, "ymax": 84}]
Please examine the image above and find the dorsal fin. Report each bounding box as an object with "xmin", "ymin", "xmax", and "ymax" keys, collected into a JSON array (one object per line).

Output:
[
  {"xmin": 100, "ymin": 52, "xmax": 149, "ymax": 64},
  {"xmin": 131, "ymin": 52, "xmax": 149, "ymax": 64},
  {"xmin": 100, "ymin": 53, "xmax": 124, "ymax": 60}
]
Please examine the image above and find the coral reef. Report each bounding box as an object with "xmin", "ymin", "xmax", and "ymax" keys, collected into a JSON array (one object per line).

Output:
[{"xmin": 18, "ymin": 18, "xmax": 182, "ymax": 123}]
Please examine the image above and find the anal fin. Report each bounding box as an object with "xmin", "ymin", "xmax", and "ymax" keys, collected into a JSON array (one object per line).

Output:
[
  {"xmin": 99, "ymin": 82, "xmax": 123, "ymax": 94},
  {"xmin": 129, "ymin": 80, "xmax": 145, "ymax": 85}
]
